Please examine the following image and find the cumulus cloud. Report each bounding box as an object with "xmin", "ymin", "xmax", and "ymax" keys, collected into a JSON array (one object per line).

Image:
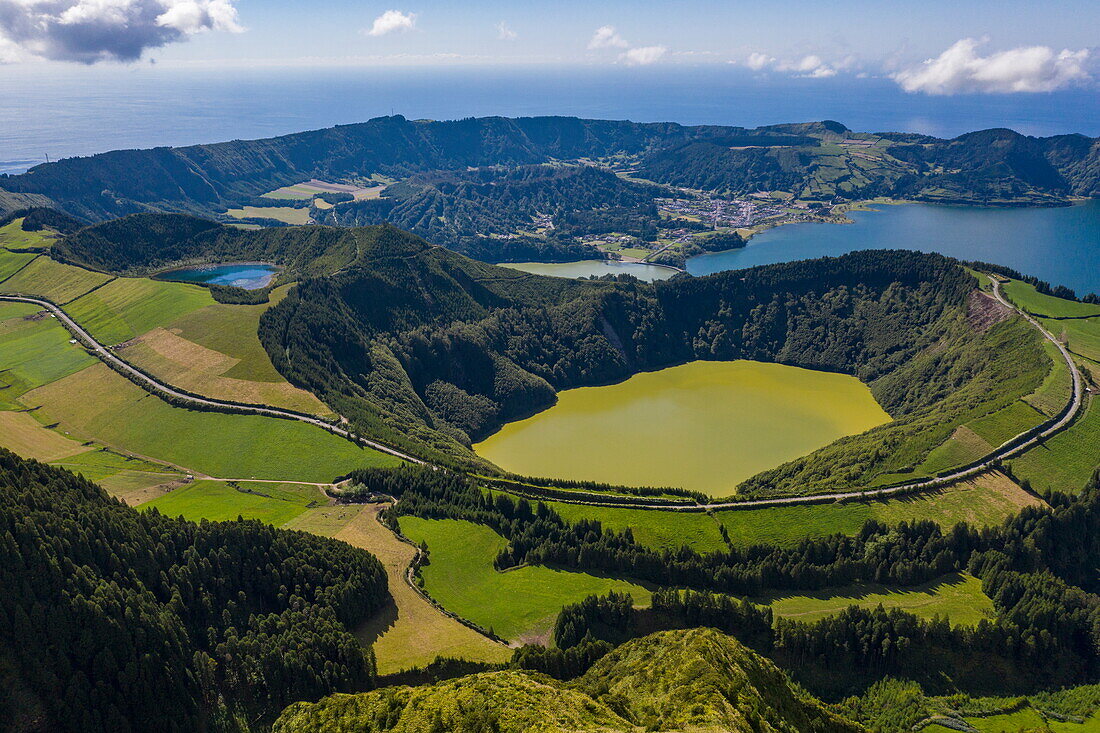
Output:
[
  {"xmin": 894, "ymin": 38, "xmax": 1091, "ymax": 95},
  {"xmin": 588, "ymin": 25, "xmax": 627, "ymax": 50},
  {"xmin": 745, "ymin": 51, "xmax": 774, "ymax": 71},
  {"xmin": 0, "ymin": 0, "xmax": 243, "ymax": 63},
  {"xmin": 621, "ymin": 45, "xmax": 666, "ymax": 66},
  {"xmin": 495, "ymin": 20, "xmax": 516, "ymax": 41},
  {"xmin": 365, "ymin": 9, "xmax": 416, "ymax": 37}
]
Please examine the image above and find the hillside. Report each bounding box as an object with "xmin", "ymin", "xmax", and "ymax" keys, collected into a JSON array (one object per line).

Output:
[
  {"xmin": 1, "ymin": 115, "xmax": 1096, "ymax": 224},
  {"xmin": 273, "ymin": 628, "xmax": 864, "ymax": 732}
]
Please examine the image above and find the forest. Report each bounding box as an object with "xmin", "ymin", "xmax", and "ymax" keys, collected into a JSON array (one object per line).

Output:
[{"xmin": 0, "ymin": 448, "xmax": 390, "ymax": 732}]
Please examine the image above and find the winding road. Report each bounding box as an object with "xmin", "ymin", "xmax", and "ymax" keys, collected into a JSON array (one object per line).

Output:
[{"xmin": 0, "ymin": 273, "xmax": 1085, "ymax": 512}]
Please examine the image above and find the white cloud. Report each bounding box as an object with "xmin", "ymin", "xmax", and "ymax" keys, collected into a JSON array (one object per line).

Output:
[
  {"xmin": 365, "ymin": 9, "xmax": 416, "ymax": 37},
  {"xmin": 620, "ymin": 45, "xmax": 666, "ymax": 66},
  {"xmin": 745, "ymin": 52, "xmax": 774, "ymax": 71},
  {"xmin": 588, "ymin": 25, "xmax": 627, "ymax": 50},
  {"xmin": 0, "ymin": 0, "xmax": 243, "ymax": 63},
  {"xmin": 495, "ymin": 21, "xmax": 516, "ymax": 41},
  {"xmin": 893, "ymin": 38, "xmax": 1091, "ymax": 95}
]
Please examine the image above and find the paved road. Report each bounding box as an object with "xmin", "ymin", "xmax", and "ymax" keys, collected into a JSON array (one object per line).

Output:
[
  {"xmin": 2, "ymin": 274, "xmax": 1084, "ymax": 512},
  {"xmin": 0, "ymin": 293, "xmax": 423, "ymax": 465}
]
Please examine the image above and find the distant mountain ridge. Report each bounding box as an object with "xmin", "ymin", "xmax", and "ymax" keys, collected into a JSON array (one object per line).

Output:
[{"xmin": 1, "ymin": 115, "xmax": 1097, "ymax": 221}]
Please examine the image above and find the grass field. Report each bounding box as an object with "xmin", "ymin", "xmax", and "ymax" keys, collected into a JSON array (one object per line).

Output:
[
  {"xmin": 0, "ymin": 302, "xmax": 97, "ymax": 401},
  {"xmin": 0, "ymin": 250, "xmax": 36, "ymax": 282},
  {"xmin": 919, "ymin": 425, "xmax": 993, "ymax": 475},
  {"xmin": 1046, "ymin": 317, "xmax": 1100, "ymax": 364},
  {"xmin": 762, "ymin": 572, "xmax": 994, "ymax": 626},
  {"xmin": 926, "ymin": 708, "xmax": 1100, "ymax": 732},
  {"xmin": 716, "ymin": 472, "xmax": 1037, "ymax": 548},
  {"xmin": 0, "ymin": 256, "xmax": 112, "ymax": 303},
  {"xmin": 1024, "ymin": 340, "xmax": 1074, "ymax": 416},
  {"xmin": 1003, "ymin": 280, "xmax": 1100, "ymax": 318},
  {"xmin": 142, "ymin": 480, "xmax": 325, "ymax": 524},
  {"xmin": 399, "ymin": 516, "xmax": 653, "ymax": 644},
  {"xmin": 24, "ymin": 362, "xmax": 401, "ymax": 481},
  {"xmin": 226, "ymin": 206, "xmax": 311, "ymax": 225},
  {"xmin": 166, "ymin": 284, "xmax": 293, "ymax": 381},
  {"xmin": 1012, "ymin": 396, "xmax": 1100, "ymax": 494},
  {"xmin": 0, "ymin": 409, "xmax": 91, "ymax": 462},
  {"xmin": 0, "ymin": 219, "xmax": 54, "ymax": 251},
  {"xmin": 317, "ymin": 505, "xmax": 513, "ymax": 673},
  {"xmin": 66, "ymin": 277, "xmax": 214, "ymax": 345},
  {"xmin": 967, "ymin": 400, "xmax": 1046, "ymax": 446},
  {"xmin": 536, "ymin": 501, "xmax": 728, "ymax": 553}
]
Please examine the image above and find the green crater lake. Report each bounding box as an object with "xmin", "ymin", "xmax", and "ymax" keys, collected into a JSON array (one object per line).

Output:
[{"xmin": 474, "ymin": 361, "xmax": 891, "ymax": 496}]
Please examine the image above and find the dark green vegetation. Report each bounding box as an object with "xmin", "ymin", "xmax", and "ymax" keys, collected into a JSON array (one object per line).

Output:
[
  {"xmin": 4, "ymin": 117, "xmax": 1097, "ymax": 222},
  {"xmin": 274, "ymin": 627, "xmax": 862, "ymax": 733},
  {"xmin": 0, "ymin": 448, "xmax": 391, "ymax": 732}
]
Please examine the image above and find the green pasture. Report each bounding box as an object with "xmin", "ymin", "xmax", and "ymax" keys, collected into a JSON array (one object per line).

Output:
[
  {"xmin": 0, "ymin": 302, "xmax": 96, "ymax": 400},
  {"xmin": 967, "ymin": 400, "xmax": 1046, "ymax": 446},
  {"xmin": 1045, "ymin": 317, "xmax": 1100, "ymax": 364},
  {"xmin": 24, "ymin": 362, "xmax": 401, "ymax": 482},
  {"xmin": 66, "ymin": 277, "xmax": 214, "ymax": 345},
  {"xmin": 0, "ymin": 256, "xmax": 112, "ymax": 304},
  {"xmin": 0, "ymin": 250, "xmax": 36, "ymax": 282},
  {"xmin": 534, "ymin": 501, "xmax": 727, "ymax": 553},
  {"xmin": 1024, "ymin": 340, "xmax": 1074, "ymax": 416},
  {"xmin": 398, "ymin": 516, "xmax": 653, "ymax": 642},
  {"xmin": 0, "ymin": 219, "xmax": 54, "ymax": 251},
  {"xmin": 142, "ymin": 480, "xmax": 324, "ymax": 525},
  {"xmin": 762, "ymin": 572, "xmax": 993, "ymax": 627},
  {"xmin": 165, "ymin": 284, "xmax": 293, "ymax": 381},
  {"xmin": 1003, "ymin": 280, "xmax": 1100, "ymax": 318},
  {"xmin": 1012, "ymin": 397, "xmax": 1100, "ymax": 494}
]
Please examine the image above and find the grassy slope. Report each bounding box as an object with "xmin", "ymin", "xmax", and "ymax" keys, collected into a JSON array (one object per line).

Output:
[
  {"xmin": 23, "ymin": 362, "xmax": 400, "ymax": 481},
  {"xmin": 0, "ymin": 219, "xmax": 54, "ymax": 250},
  {"xmin": 65, "ymin": 276, "xmax": 214, "ymax": 345},
  {"xmin": 1012, "ymin": 396, "xmax": 1100, "ymax": 494},
  {"xmin": 0, "ymin": 256, "xmax": 112, "ymax": 303},
  {"xmin": 1047, "ymin": 317, "xmax": 1100, "ymax": 364},
  {"xmin": 0, "ymin": 302, "xmax": 97, "ymax": 402},
  {"xmin": 0, "ymin": 250, "xmax": 36, "ymax": 282},
  {"xmin": 762, "ymin": 572, "xmax": 993, "ymax": 627},
  {"xmin": 141, "ymin": 480, "xmax": 325, "ymax": 525},
  {"xmin": 540, "ymin": 501, "xmax": 728, "ymax": 553},
  {"xmin": 1003, "ymin": 280, "xmax": 1100, "ymax": 319},
  {"xmin": 399, "ymin": 516, "xmax": 653, "ymax": 643}
]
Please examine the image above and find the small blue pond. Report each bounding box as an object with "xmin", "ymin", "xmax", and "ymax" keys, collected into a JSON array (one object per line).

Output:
[{"xmin": 156, "ymin": 263, "xmax": 280, "ymax": 290}]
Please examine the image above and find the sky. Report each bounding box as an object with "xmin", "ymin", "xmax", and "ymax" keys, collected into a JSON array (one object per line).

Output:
[{"xmin": 0, "ymin": 0, "xmax": 1097, "ymax": 98}]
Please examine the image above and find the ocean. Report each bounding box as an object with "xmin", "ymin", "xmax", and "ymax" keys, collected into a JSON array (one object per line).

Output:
[{"xmin": 2, "ymin": 65, "xmax": 1098, "ymax": 174}]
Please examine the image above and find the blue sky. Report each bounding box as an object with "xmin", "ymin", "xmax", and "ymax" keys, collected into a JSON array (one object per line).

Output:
[{"xmin": 0, "ymin": 0, "xmax": 1097, "ymax": 96}]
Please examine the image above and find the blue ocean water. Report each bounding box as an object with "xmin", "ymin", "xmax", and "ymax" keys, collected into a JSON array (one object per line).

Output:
[
  {"xmin": 687, "ymin": 200, "xmax": 1100, "ymax": 296},
  {"xmin": 1, "ymin": 65, "xmax": 1098, "ymax": 174},
  {"xmin": 156, "ymin": 263, "xmax": 279, "ymax": 290}
]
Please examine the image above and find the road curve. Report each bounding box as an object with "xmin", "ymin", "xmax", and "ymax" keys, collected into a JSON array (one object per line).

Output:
[
  {"xmin": 0, "ymin": 293, "xmax": 423, "ymax": 465},
  {"xmin": 2, "ymin": 273, "xmax": 1084, "ymax": 512}
]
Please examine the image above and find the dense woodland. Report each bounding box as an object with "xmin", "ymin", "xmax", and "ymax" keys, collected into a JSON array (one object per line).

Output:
[{"xmin": 0, "ymin": 449, "xmax": 390, "ymax": 732}]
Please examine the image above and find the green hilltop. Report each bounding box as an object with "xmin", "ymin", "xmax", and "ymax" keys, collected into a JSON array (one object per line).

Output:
[{"xmin": 274, "ymin": 628, "xmax": 863, "ymax": 733}]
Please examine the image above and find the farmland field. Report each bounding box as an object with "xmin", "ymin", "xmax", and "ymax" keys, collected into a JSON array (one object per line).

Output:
[
  {"xmin": 66, "ymin": 277, "xmax": 214, "ymax": 345},
  {"xmin": 226, "ymin": 205, "xmax": 311, "ymax": 225},
  {"xmin": 328, "ymin": 504, "xmax": 512, "ymax": 673},
  {"xmin": 762, "ymin": 572, "xmax": 994, "ymax": 626},
  {"xmin": 0, "ymin": 410, "xmax": 91, "ymax": 462},
  {"xmin": 1012, "ymin": 396, "xmax": 1100, "ymax": 494},
  {"xmin": 0, "ymin": 301, "xmax": 97, "ymax": 400},
  {"xmin": 399, "ymin": 516, "xmax": 653, "ymax": 644},
  {"xmin": 546, "ymin": 501, "xmax": 727, "ymax": 553},
  {"xmin": 1003, "ymin": 280, "xmax": 1100, "ymax": 318},
  {"xmin": 1045, "ymin": 317, "xmax": 1100, "ymax": 364},
  {"xmin": 0, "ymin": 219, "xmax": 55, "ymax": 250},
  {"xmin": 0, "ymin": 250, "xmax": 36, "ymax": 282},
  {"xmin": 142, "ymin": 480, "xmax": 325, "ymax": 524},
  {"xmin": 715, "ymin": 472, "xmax": 1037, "ymax": 548},
  {"xmin": 0, "ymin": 256, "xmax": 112, "ymax": 303},
  {"xmin": 23, "ymin": 362, "xmax": 401, "ymax": 481}
]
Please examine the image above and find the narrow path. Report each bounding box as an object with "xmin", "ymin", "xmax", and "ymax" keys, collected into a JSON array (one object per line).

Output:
[
  {"xmin": 1, "ymin": 273, "xmax": 1084, "ymax": 513},
  {"xmin": 0, "ymin": 293, "xmax": 422, "ymax": 465}
]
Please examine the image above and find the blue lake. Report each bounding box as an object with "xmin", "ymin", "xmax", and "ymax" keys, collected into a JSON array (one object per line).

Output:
[
  {"xmin": 687, "ymin": 200, "xmax": 1100, "ymax": 296},
  {"xmin": 157, "ymin": 264, "xmax": 280, "ymax": 290}
]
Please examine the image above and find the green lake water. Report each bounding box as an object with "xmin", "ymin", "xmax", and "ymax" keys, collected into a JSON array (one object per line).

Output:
[{"xmin": 474, "ymin": 360, "xmax": 891, "ymax": 496}]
